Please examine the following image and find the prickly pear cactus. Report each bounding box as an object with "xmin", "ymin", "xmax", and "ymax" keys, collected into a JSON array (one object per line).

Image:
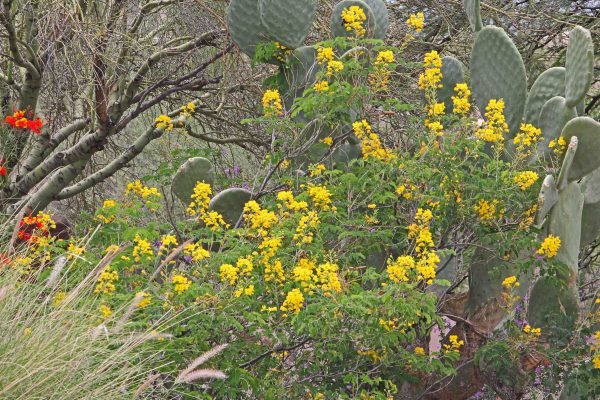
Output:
[
  {"xmin": 580, "ymin": 167, "xmax": 600, "ymax": 247},
  {"xmin": 470, "ymin": 26, "xmax": 527, "ymax": 137},
  {"xmin": 463, "ymin": 0, "xmax": 483, "ymax": 32},
  {"xmin": 172, "ymin": 157, "xmax": 215, "ymax": 204},
  {"xmin": 227, "ymin": 0, "xmax": 266, "ymax": 58},
  {"xmin": 208, "ymin": 188, "xmax": 252, "ymax": 226},
  {"xmin": 361, "ymin": 0, "xmax": 389, "ymax": 39},
  {"xmin": 330, "ymin": 0, "xmax": 376, "ymax": 39},
  {"xmin": 537, "ymin": 96, "xmax": 577, "ymax": 156},
  {"xmin": 561, "ymin": 117, "xmax": 600, "ymax": 182},
  {"xmin": 284, "ymin": 46, "xmax": 319, "ymax": 106},
  {"xmin": 524, "ymin": 67, "xmax": 566, "ymax": 127},
  {"xmin": 536, "ymin": 175, "xmax": 558, "ymax": 225},
  {"xmin": 437, "ymin": 56, "xmax": 466, "ymax": 112},
  {"xmin": 258, "ymin": 0, "xmax": 317, "ymax": 49},
  {"xmin": 564, "ymin": 26, "xmax": 594, "ymax": 108}
]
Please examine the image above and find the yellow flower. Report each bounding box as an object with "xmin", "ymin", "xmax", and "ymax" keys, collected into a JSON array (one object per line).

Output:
[
  {"xmin": 341, "ymin": 5, "xmax": 367, "ymax": 37},
  {"xmin": 172, "ymin": 274, "xmax": 192, "ymax": 293},
  {"xmin": 414, "ymin": 346, "xmax": 426, "ymax": 355},
  {"xmin": 423, "ymin": 51, "xmax": 442, "ymax": 68},
  {"xmin": 184, "ymin": 243, "xmax": 210, "ymax": 262},
  {"xmin": 133, "ymin": 235, "xmax": 154, "ymax": 262},
  {"xmin": 352, "ymin": 119, "xmax": 395, "ymax": 161},
  {"xmin": 309, "ymin": 163, "xmax": 326, "ymax": 177},
  {"xmin": 314, "ymin": 81, "xmax": 329, "ymax": 92},
  {"xmin": 326, "ymin": 60, "xmax": 344, "ymax": 77},
  {"xmin": 425, "ymin": 120, "xmax": 444, "ymax": 136},
  {"xmin": 537, "ymin": 235, "xmax": 561, "ymax": 258},
  {"xmin": 427, "ymin": 102, "xmax": 445, "ymax": 117},
  {"xmin": 67, "ymin": 243, "xmax": 85, "ymax": 260},
  {"xmin": 452, "ymin": 83, "xmax": 471, "ymax": 115},
  {"xmin": 243, "ymin": 200, "xmax": 278, "ymax": 236},
  {"xmin": 158, "ymin": 234, "xmax": 178, "ymax": 256},
  {"xmin": 375, "ymin": 50, "xmax": 395, "ymax": 65},
  {"xmin": 593, "ymin": 353, "xmax": 600, "ymax": 369},
  {"xmin": 501, "ymin": 275, "xmax": 520, "ymax": 289},
  {"xmin": 99, "ymin": 303, "xmax": 112, "ymax": 319},
  {"xmin": 126, "ymin": 180, "xmax": 161, "ymax": 200},
  {"xmin": 235, "ymin": 285, "xmax": 255, "ymax": 298},
  {"xmin": 513, "ymin": 123, "xmax": 542, "ymax": 155},
  {"xmin": 103, "ymin": 199, "xmax": 116, "ymax": 208},
  {"xmin": 475, "ymin": 99, "xmax": 508, "ymax": 146},
  {"xmin": 277, "ymin": 191, "xmax": 308, "ymax": 211},
  {"xmin": 136, "ymin": 291, "xmax": 151, "ymax": 308},
  {"xmin": 523, "ymin": 324, "xmax": 541, "ymax": 337},
  {"xmin": 444, "ymin": 335, "xmax": 464, "ymax": 353},
  {"xmin": 387, "ymin": 255, "xmax": 415, "ymax": 283},
  {"xmin": 307, "ymin": 185, "xmax": 333, "ymax": 210},
  {"xmin": 95, "ymin": 267, "xmax": 119, "ymax": 295},
  {"xmin": 406, "ymin": 12, "xmax": 424, "ymax": 32},
  {"xmin": 549, "ymin": 136, "xmax": 567, "ymax": 154},
  {"xmin": 280, "ymin": 288, "xmax": 304, "ymax": 314},
  {"xmin": 262, "ymin": 89, "xmax": 283, "ymax": 116},
  {"xmin": 293, "ymin": 211, "xmax": 320, "ymax": 244},
  {"xmin": 219, "ymin": 263, "xmax": 239, "ymax": 286},
  {"xmin": 474, "ymin": 199, "xmax": 503, "ymax": 224},
  {"xmin": 418, "ymin": 67, "xmax": 442, "ymax": 90},
  {"xmin": 320, "ymin": 136, "xmax": 333, "ymax": 146},
  {"xmin": 514, "ymin": 171, "xmax": 539, "ymax": 190},
  {"xmin": 264, "ymin": 258, "xmax": 286, "ymax": 284},
  {"xmin": 317, "ymin": 47, "xmax": 335, "ymax": 64},
  {"xmin": 201, "ymin": 210, "xmax": 229, "ymax": 231},
  {"xmin": 52, "ymin": 291, "xmax": 66, "ymax": 307},
  {"xmin": 155, "ymin": 115, "xmax": 173, "ymax": 131},
  {"xmin": 187, "ymin": 181, "xmax": 212, "ymax": 216},
  {"xmin": 180, "ymin": 102, "xmax": 196, "ymax": 117}
]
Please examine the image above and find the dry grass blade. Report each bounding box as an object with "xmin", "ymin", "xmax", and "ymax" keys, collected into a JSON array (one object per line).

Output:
[
  {"xmin": 175, "ymin": 343, "xmax": 228, "ymax": 383},
  {"xmin": 177, "ymin": 369, "xmax": 227, "ymax": 384}
]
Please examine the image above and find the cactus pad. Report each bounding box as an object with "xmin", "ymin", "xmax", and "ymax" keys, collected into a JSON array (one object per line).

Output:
[
  {"xmin": 227, "ymin": 0, "xmax": 267, "ymax": 58},
  {"xmin": 536, "ymin": 175, "xmax": 558, "ymax": 226},
  {"xmin": 285, "ymin": 46, "xmax": 319, "ymax": 106},
  {"xmin": 470, "ymin": 26, "xmax": 527, "ymax": 137},
  {"xmin": 464, "ymin": 0, "xmax": 483, "ymax": 32},
  {"xmin": 580, "ymin": 167, "xmax": 600, "ymax": 246},
  {"xmin": 259, "ymin": 0, "xmax": 316, "ymax": 49},
  {"xmin": 565, "ymin": 26, "xmax": 594, "ymax": 108},
  {"xmin": 538, "ymin": 96, "xmax": 577, "ymax": 157},
  {"xmin": 208, "ymin": 188, "xmax": 252, "ymax": 226},
  {"xmin": 525, "ymin": 67, "xmax": 566, "ymax": 127},
  {"xmin": 561, "ymin": 117, "xmax": 600, "ymax": 182},
  {"xmin": 362, "ymin": 0, "xmax": 389, "ymax": 39},
  {"xmin": 330, "ymin": 0, "xmax": 376, "ymax": 39},
  {"xmin": 437, "ymin": 56, "xmax": 466, "ymax": 112},
  {"xmin": 172, "ymin": 157, "xmax": 215, "ymax": 204},
  {"xmin": 547, "ymin": 182, "xmax": 584, "ymax": 277},
  {"xmin": 527, "ymin": 277, "xmax": 579, "ymax": 345}
]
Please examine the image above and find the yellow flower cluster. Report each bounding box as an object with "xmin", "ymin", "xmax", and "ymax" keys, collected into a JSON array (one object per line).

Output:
[
  {"xmin": 443, "ymin": 335, "xmax": 464, "ymax": 353},
  {"xmin": 523, "ymin": 324, "xmax": 541, "ymax": 337},
  {"xmin": 326, "ymin": 60, "xmax": 344, "ymax": 77},
  {"xmin": 133, "ymin": 235, "xmax": 154, "ymax": 262},
  {"xmin": 370, "ymin": 50, "xmax": 395, "ymax": 90},
  {"xmin": 293, "ymin": 211, "xmax": 320, "ymax": 244},
  {"xmin": 549, "ymin": 136, "xmax": 567, "ymax": 154},
  {"xmin": 418, "ymin": 51, "xmax": 442, "ymax": 91},
  {"xmin": 320, "ymin": 136, "xmax": 333, "ymax": 146},
  {"xmin": 341, "ymin": 6, "xmax": 367, "ymax": 37},
  {"xmin": 220, "ymin": 263, "xmax": 239, "ymax": 286},
  {"xmin": 244, "ymin": 200, "xmax": 278, "ymax": 236},
  {"xmin": 277, "ymin": 191, "xmax": 308, "ymax": 212},
  {"xmin": 406, "ymin": 12, "xmax": 424, "ymax": 32},
  {"xmin": 187, "ymin": 182, "xmax": 212, "ymax": 216},
  {"xmin": 406, "ymin": 208, "xmax": 439, "ymax": 284},
  {"xmin": 184, "ymin": 243, "xmax": 210, "ymax": 262},
  {"xmin": 180, "ymin": 102, "xmax": 196, "ymax": 118},
  {"xmin": 317, "ymin": 46, "xmax": 344, "ymax": 78},
  {"xmin": 136, "ymin": 291, "xmax": 151, "ymax": 308},
  {"xmin": 99, "ymin": 303, "xmax": 112, "ymax": 319},
  {"xmin": 262, "ymin": 89, "xmax": 283, "ymax": 116},
  {"xmin": 387, "ymin": 255, "xmax": 415, "ymax": 283},
  {"xmin": 427, "ymin": 102, "xmax": 445, "ymax": 117},
  {"xmin": 452, "ymin": 83, "xmax": 471, "ymax": 115},
  {"xmin": 513, "ymin": 123, "xmax": 542, "ymax": 155},
  {"xmin": 264, "ymin": 258, "xmax": 285, "ymax": 284},
  {"xmin": 309, "ymin": 163, "xmax": 327, "ymax": 177},
  {"xmin": 97, "ymin": 199, "xmax": 117, "ymax": 223},
  {"xmin": 202, "ymin": 210, "xmax": 229, "ymax": 231},
  {"xmin": 501, "ymin": 275, "xmax": 520, "ymax": 289},
  {"xmin": 514, "ymin": 171, "xmax": 539, "ymax": 190},
  {"xmin": 95, "ymin": 267, "xmax": 119, "ymax": 295},
  {"xmin": 474, "ymin": 199, "xmax": 503, "ymax": 224},
  {"xmin": 235, "ymin": 284, "xmax": 255, "ymax": 298},
  {"xmin": 158, "ymin": 234, "xmax": 178, "ymax": 256},
  {"xmin": 52, "ymin": 291, "xmax": 66, "ymax": 307},
  {"xmin": 172, "ymin": 274, "xmax": 192, "ymax": 293},
  {"xmin": 67, "ymin": 242, "xmax": 85, "ymax": 260},
  {"xmin": 317, "ymin": 47, "xmax": 334, "ymax": 64},
  {"xmin": 475, "ymin": 99, "xmax": 508, "ymax": 147},
  {"xmin": 537, "ymin": 235, "xmax": 561, "ymax": 258},
  {"xmin": 307, "ymin": 185, "xmax": 333, "ymax": 210},
  {"xmin": 126, "ymin": 180, "xmax": 161, "ymax": 200},
  {"xmin": 155, "ymin": 115, "xmax": 173, "ymax": 131},
  {"xmin": 291, "ymin": 259, "xmax": 341, "ymax": 296},
  {"xmin": 273, "ymin": 41, "xmax": 292, "ymax": 63},
  {"xmin": 352, "ymin": 119, "xmax": 396, "ymax": 161},
  {"xmin": 280, "ymin": 288, "xmax": 304, "ymax": 314},
  {"xmin": 314, "ymin": 81, "xmax": 329, "ymax": 92}
]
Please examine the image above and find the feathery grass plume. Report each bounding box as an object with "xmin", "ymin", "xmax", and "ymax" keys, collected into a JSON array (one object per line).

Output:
[{"xmin": 175, "ymin": 343, "xmax": 228, "ymax": 383}]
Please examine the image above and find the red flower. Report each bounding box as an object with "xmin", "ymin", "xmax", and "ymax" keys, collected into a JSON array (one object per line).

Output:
[
  {"xmin": 0, "ymin": 166, "xmax": 6, "ymax": 177},
  {"xmin": 27, "ymin": 118, "xmax": 43, "ymax": 134},
  {"xmin": 4, "ymin": 115, "xmax": 16, "ymax": 127},
  {"xmin": 15, "ymin": 118, "xmax": 28, "ymax": 129}
]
